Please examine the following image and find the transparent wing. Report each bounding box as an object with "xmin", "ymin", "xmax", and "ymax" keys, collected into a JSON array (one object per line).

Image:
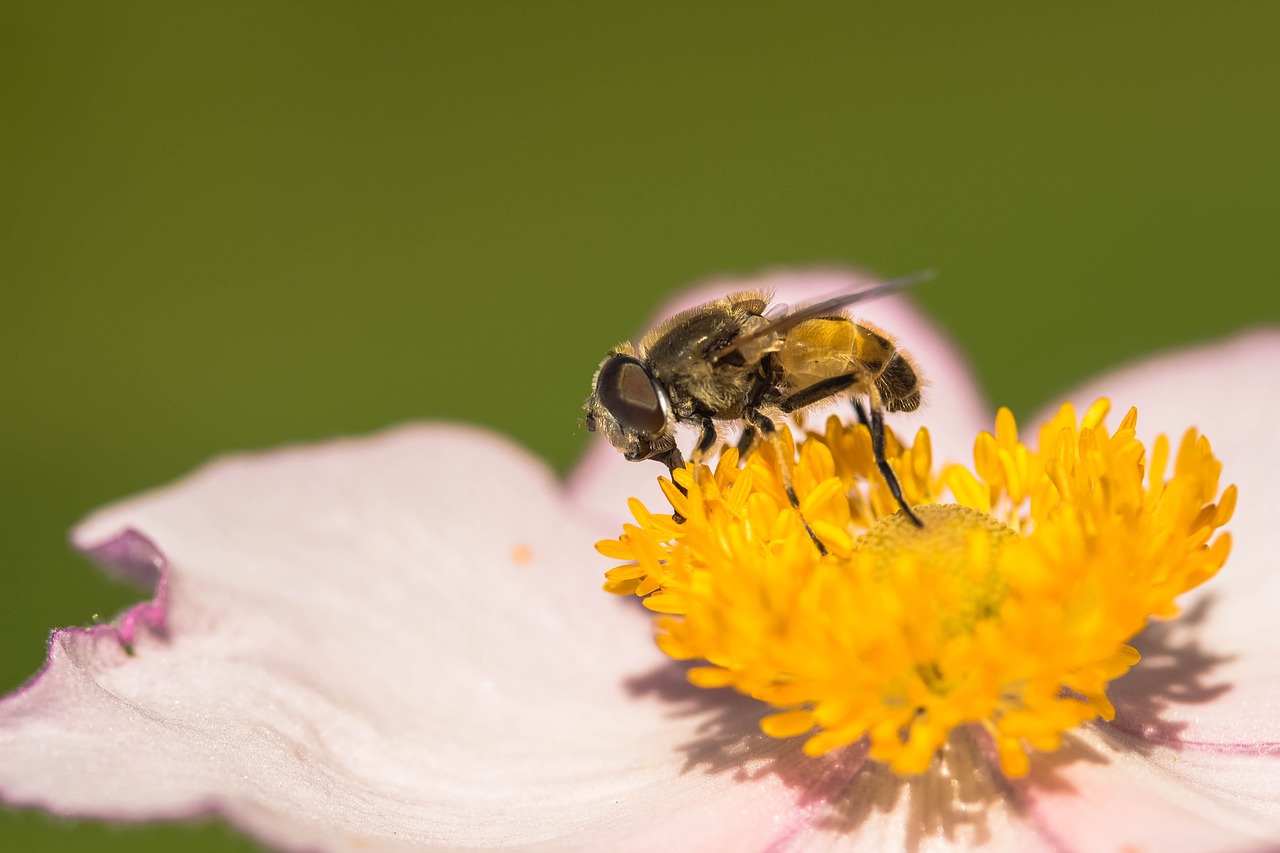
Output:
[{"xmin": 712, "ymin": 269, "xmax": 935, "ymax": 361}]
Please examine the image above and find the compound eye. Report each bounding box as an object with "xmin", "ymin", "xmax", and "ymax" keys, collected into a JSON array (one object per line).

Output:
[{"xmin": 596, "ymin": 356, "xmax": 666, "ymax": 436}]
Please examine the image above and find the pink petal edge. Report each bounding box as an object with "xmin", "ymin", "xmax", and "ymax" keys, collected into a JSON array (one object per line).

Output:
[{"xmin": 10, "ymin": 527, "xmax": 172, "ymax": 706}]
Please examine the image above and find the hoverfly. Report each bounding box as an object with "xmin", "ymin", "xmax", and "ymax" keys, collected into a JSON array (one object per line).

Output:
[{"xmin": 585, "ymin": 272, "xmax": 930, "ymax": 546}]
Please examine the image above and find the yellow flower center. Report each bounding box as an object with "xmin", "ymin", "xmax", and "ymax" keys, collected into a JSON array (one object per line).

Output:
[{"xmin": 597, "ymin": 400, "xmax": 1235, "ymax": 777}]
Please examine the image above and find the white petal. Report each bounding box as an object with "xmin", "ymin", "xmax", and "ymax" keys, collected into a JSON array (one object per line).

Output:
[
  {"xmin": 569, "ymin": 267, "xmax": 992, "ymax": 524},
  {"xmin": 0, "ymin": 425, "xmax": 872, "ymax": 851},
  {"xmin": 1021, "ymin": 724, "xmax": 1280, "ymax": 851},
  {"xmin": 1044, "ymin": 330, "xmax": 1280, "ymax": 748}
]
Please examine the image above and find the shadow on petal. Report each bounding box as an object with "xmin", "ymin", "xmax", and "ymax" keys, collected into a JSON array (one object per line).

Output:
[
  {"xmin": 818, "ymin": 730, "xmax": 1030, "ymax": 851},
  {"xmin": 624, "ymin": 664, "xmax": 1028, "ymax": 849},
  {"xmin": 1018, "ymin": 729, "xmax": 1114, "ymax": 794},
  {"xmin": 623, "ymin": 660, "xmax": 838, "ymax": 787},
  {"xmin": 1109, "ymin": 595, "xmax": 1235, "ymax": 747},
  {"xmin": 619, "ymin": 594, "xmax": 1236, "ymax": 847}
]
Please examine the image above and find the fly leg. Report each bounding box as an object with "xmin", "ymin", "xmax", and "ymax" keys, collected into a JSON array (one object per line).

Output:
[
  {"xmin": 863, "ymin": 388, "xmax": 923, "ymax": 527},
  {"xmin": 736, "ymin": 424, "xmax": 759, "ymax": 458},
  {"xmin": 744, "ymin": 408, "xmax": 828, "ymax": 556},
  {"xmin": 663, "ymin": 416, "xmax": 722, "ymax": 522},
  {"xmin": 852, "ymin": 398, "xmax": 871, "ymax": 428},
  {"xmin": 653, "ymin": 445, "xmax": 688, "ymax": 524},
  {"xmin": 776, "ymin": 373, "xmax": 861, "ymax": 413},
  {"xmin": 690, "ymin": 416, "xmax": 719, "ymax": 464},
  {"xmin": 659, "ymin": 418, "xmax": 719, "ymax": 524},
  {"xmin": 777, "ymin": 377, "xmax": 923, "ymax": 528}
]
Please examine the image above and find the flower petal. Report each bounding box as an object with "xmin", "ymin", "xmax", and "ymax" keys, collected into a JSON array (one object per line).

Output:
[
  {"xmin": 1044, "ymin": 330, "xmax": 1280, "ymax": 749},
  {"xmin": 1020, "ymin": 724, "xmax": 1280, "ymax": 851},
  {"xmin": 0, "ymin": 425, "xmax": 882, "ymax": 850},
  {"xmin": 569, "ymin": 267, "xmax": 992, "ymax": 524},
  {"xmin": 1025, "ymin": 331, "xmax": 1280, "ymax": 850}
]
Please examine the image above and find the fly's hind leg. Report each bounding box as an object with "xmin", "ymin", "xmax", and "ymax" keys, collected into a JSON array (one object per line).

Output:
[
  {"xmin": 777, "ymin": 377, "xmax": 922, "ymax": 528},
  {"xmin": 852, "ymin": 398, "xmax": 871, "ymax": 428},
  {"xmin": 744, "ymin": 408, "xmax": 828, "ymax": 556},
  {"xmin": 777, "ymin": 373, "xmax": 861, "ymax": 414},
  {"xmin": 863, "ymin": 388, "xmax": 923, "ymax": 528}
]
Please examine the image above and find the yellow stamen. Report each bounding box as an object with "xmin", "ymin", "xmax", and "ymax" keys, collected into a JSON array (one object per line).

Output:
[{"xmin": 596, "ymin": 401, "xmax": 1234, "ymax": 777}]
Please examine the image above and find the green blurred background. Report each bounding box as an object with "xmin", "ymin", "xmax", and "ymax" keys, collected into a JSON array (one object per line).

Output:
[{"xmin": 3, "ymin": 2, "xmax": 1278, "ymax": 849}]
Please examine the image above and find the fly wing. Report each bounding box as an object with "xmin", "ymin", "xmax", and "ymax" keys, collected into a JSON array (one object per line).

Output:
[
  {"xmin": 711, "ymin": 269, "xmax": 934, "ymax": 362},
  {"xmin": 776, "ymin": 318, "xmax": 862, "ymax": 390}
]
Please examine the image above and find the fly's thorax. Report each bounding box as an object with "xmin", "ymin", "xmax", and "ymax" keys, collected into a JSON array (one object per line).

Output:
[
  {"xmin": 649, "ymin": 352, "xmax": 760, "ymax": 418},
  {"xmin": 728, "ymin": 314, "xmax": 785, "ymax": 365},
  {"xmin": 640, "ymin": 302, "xmax": 771, "ymax": 418}
]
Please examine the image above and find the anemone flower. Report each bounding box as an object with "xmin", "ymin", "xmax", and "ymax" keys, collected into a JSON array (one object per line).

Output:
[{"xmin": 2, "ymin": 271, "xmax": 1278, "ymax": 852}]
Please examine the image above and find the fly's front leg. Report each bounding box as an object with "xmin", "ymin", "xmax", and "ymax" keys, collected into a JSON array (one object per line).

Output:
[
  {"xmin": 665, "ymin": 417, "xmax": 718, "ymax": 524},
  {"xmin": 690, "ymin": 416, "xmax": 719, "ymax": 464},
  {"xmin": 745, "ymin": 408, "xmax": 828, "ymax": 556},
  {"xmin": 654, "ymin": 446, "xmax": 689, "ymax": 524},
  {"xmin": 736, "ymin": 424, "xmax": 759, "ymax": 459}
]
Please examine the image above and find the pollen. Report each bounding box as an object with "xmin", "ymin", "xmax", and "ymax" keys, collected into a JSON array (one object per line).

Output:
[{"xmin": 596, "ymin": 401, "xmax": 1235, "ymax": 777}]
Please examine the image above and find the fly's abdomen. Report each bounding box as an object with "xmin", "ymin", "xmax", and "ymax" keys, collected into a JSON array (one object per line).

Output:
[
  {"xmin": 876, "ymin": 351, "xmax": 922, "ymax": 412},
  {"xmin": 778, "ymin": 319, "xmax": 922, "ymax": 412},
  {"xmin": 777, "ymin": 319, "xmax": 861, "ymax": 390},
  {"xmin": 855, "ymin": 322, "xmax": 922, "ymax": 412}
]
